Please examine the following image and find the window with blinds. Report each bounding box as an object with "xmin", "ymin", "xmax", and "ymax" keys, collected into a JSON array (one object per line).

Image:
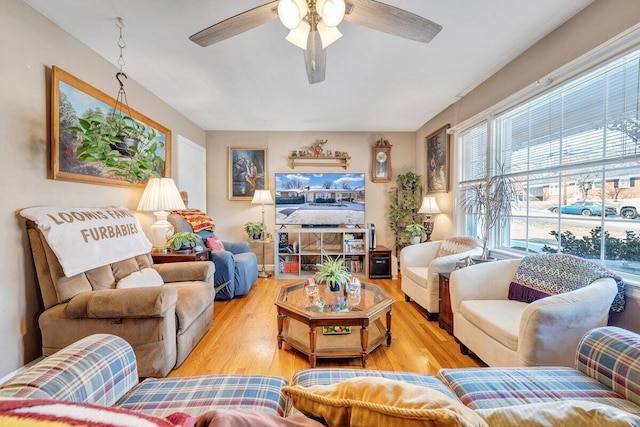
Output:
[{"xmin": 457, "ymin": 48, "xmax": 640, "ymax": 280}]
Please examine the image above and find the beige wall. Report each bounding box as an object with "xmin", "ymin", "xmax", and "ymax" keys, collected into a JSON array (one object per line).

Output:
[
  {"xmin": 0, "ymin": 0, "xmax": 206, "ymax": 377},
  {"xmin": 206, "ymin": 131, "xmax": 416, "ymax": 266},
  {"xmin": 415, "ymin": 0, "xmax": 640, "ymax": 331}
]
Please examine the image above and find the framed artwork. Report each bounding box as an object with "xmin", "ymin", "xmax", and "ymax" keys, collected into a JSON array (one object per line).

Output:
[
  {"xmin": 425, "ymin": 124, "xmax": 450, "ymax": 193},
  {"xmin": 228, "ymin": 147, "xmax": 268, "ymax": 200},
  {"xmin": 51, "ymin": 66, "xmax": 171, "ymax": 188}
]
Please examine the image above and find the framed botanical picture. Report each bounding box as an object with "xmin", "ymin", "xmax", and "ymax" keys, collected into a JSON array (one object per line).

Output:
[
  {"xmin": 228, "ymin": 147, "xmax": 268, "ymax": 200},
  {"xmin": 425, "ymin": 124, "xmax": 450, "ymax": 193},
  {"xmin": 51, "ymin": 66, "xmax": 171, "ymax": 187}
]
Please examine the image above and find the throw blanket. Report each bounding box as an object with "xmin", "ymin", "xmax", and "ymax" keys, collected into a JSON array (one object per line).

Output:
[
  {"xmin": 171, "ymin": 209, "xmax": 216, "ymax": 232},
  {"xmin": 508, "ymin": 254, "xmax": 625, "ymax": 312},
  {"xmin": 20, "ymin": 206, "xmax": 152, "ymax": 278}
]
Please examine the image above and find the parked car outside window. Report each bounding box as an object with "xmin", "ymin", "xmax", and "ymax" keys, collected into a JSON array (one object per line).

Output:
[{"xmin": 547, "ymin": 201, "xmax": 617, "ymax": 217}]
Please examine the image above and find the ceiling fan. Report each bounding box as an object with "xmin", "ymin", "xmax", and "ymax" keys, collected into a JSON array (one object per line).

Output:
[{"xmin": 189, "ymin": 0, "xmax": 442, "ymax": 84}]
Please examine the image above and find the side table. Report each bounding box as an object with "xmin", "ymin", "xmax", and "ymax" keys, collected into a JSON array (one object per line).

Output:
[
  {"xmin": 438, "ymin": 272, "xmax": 453, "ymax": 335},
  {"xmin": 369, "ymin": 245, "xmax": 392, "ymax": 279},
  {"xmin": 151, "ymin": 249, "xmax": 210, "ymax": 264}
]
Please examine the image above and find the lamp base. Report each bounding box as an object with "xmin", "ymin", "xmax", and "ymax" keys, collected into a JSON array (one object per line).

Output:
[
  {"xmin": 423, "ymin": 218, "xmax": 435, "ymax": 242},
  {"xmin": 149, "ymin": 210, "xmax": 174, "ymax": 251},
  {"xmin": 258, "ymin": 270, "xmax": 272, "ymax": 278}
]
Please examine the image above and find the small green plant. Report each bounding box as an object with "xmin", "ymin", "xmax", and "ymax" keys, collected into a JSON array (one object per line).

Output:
[
  {"xmin": 243, "ymin": 221, "xmax": 266, "ymax": 239},
  {"xmin": 315, "ymin": 256, "xmax": 351, "ymax": 292},
  {"xmin": 405, "ymin": 223, "xmax": 424, "ymax": 238},
  {"xmin": 166, "ymin": 232, "xmax": 202, "ymax": 251},
  {"xmin": 69, "ymin": 112, "xmax": 165, "ymax": 184}
]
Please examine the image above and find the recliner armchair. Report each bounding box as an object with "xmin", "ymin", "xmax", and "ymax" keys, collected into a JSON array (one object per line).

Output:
[
  {"xmin": 169, "ymin": 213, "xmax": 258, "ymax": 300},
  {"xmin": 24, "ymin": 220, "xmax": 215, "ymax": 378}
]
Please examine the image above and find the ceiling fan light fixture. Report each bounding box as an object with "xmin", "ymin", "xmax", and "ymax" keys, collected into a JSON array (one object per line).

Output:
[
  {"xmin": 317, "ymin": 21, "xmax": 342, "ymax": 48},
  {"xmin": 316, "ymin": 0, "xmax": 346, "ymax": 27},
  {"xmin": 277, "ymin": 0, "xmax": 308, "ymax": 30},
  {"xmin": 285, "ymin": 20, "xmax": 311, "ymax": 50}
]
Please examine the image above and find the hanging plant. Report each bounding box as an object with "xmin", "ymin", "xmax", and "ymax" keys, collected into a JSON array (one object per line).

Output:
[{"xmin": 69, "ymin": 112, "xmax": 165, "ymax": 184}]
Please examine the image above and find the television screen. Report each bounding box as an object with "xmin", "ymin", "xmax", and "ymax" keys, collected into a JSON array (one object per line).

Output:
[{"xmin": 275, "ymin": 172, "xmax": 365, "ymax": 226}]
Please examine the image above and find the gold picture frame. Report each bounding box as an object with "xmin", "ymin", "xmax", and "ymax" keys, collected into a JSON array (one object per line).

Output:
[
  {"xmin": 228, "ymin": 147, "xmax": 268, "ymax": 200},
  {"xmin": 425, "ymin": 124, "xmax": 450, "ymax": 194},
  {"xmin": 51, "ymin": 66, "xmax": 171, "ymax": 188}
]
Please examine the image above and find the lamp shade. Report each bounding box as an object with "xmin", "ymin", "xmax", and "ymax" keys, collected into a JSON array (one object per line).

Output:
[
  {"xmin": 417, "ymin": 196, "xmax": 441, "ymax": 215},
  {"xmin": 316, "ymin": 0, "xmax": 346, "ymax": 27},
  {"xmin": 137, "ymin": 178, "xmax": 186, "ymax": 211},
  {"xmin": 285, "ymin": 20, "xmax": 311, "ymax": 49},
  {"xmin": 251, "ymin": 190, "xmax": 274, "ymax": 205},
  {"xmin": 317, "ymin": 21, "xmax": 343, "ymax": 48},
  {"xmin": 278, "ymin": 0, "xmax": 308, "ymax": 30}
]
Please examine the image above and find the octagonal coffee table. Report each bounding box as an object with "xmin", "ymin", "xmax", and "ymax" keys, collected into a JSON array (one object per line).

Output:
[{"xmin": 275, "ymin": 281, "xmax": 394, "ymax": 368}]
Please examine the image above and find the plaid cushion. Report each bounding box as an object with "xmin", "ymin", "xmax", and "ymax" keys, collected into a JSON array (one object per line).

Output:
[
  {"xmin": 0, "ymin": 334, "xmax": 137, "ymax": 407},
  {"xmin": 171, "ymin": 209, "xmax": 216, "ymax": 232},
  {"xmin": 438, "ymin": 367, "xmax": 640, "ymax": 415},
  {"xmin": 116, "ymin": 375, "xmax": 288, "ymax": 417},
  {"xmin": 577, "ymin": 326, "xmax": 640, "ymax": 406}
]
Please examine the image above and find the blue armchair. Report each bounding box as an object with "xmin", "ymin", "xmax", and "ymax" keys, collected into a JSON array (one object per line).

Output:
[{"xmin": 168, "ymin": 214, "xmax": 258, "ymax": 300}]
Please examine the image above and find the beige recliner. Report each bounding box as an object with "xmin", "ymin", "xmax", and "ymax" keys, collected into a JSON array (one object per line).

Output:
[
  {"xmin": 450, "ymin": 258, "xmax": 619, "ymax": 367},
  {"xmin": 25, "ymin": 221, "xmax": 216, "ymax": 377},
  {"xmin": 400, "ymin": 237, "xmax": 482, "ymax": 320}
]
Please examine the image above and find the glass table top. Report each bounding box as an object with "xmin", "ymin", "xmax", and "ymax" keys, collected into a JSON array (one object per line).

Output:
[{"xmin": 276, "ymin": 281, "xmax": 392, "ymax": 316}]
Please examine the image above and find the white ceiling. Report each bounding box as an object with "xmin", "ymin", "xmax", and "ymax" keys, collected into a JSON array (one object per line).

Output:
[{"xmin": 23, "ymin": 0, "xmax": 592, "ymax": 132}]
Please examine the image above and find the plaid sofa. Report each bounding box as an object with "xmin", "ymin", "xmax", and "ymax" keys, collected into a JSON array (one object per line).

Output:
[
  {"xmin": 0, "ymin": 334, "xmax": 288, "ymax": 417},
  {"xmin": 0, "ymin": 327, "xmax": 638, "ymax": 420}
]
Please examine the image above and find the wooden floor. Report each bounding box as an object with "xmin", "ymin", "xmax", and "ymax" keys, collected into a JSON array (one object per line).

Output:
[{"xmin": 170, "ymin": 276, "xmax": 483, "ymax": 379}]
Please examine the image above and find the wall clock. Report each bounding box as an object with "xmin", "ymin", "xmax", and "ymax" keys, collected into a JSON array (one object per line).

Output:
[{"xmin": 372, "ymin": 138, "xmax": 392, "ymax": 183}]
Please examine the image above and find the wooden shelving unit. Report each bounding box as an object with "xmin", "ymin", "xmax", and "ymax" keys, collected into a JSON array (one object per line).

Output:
[
  {"xmin": 275, "ymin": 228, "xmax": 368, "ymax": 279},
  {"xmin": 287, "ymin": 155, "xmax": 351, "ymax": 169}
]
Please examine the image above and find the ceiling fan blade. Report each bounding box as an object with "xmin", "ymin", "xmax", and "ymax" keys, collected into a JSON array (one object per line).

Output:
[
  {"xmin": 304, "ymin": 31, "xmax": 326, "ymax": 84},
  {"xmin": 189, "ymin": 1, "xmax": 279, "ymax": 47},
  {"xmin": 343, "ymin": 0, "xmax": 442, "ymax": 43}
]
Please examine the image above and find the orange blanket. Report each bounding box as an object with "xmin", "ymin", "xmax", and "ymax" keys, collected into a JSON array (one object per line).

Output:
[{"xmin": 171, "ymin": 208, "xmax": 216, "ymax": 232}]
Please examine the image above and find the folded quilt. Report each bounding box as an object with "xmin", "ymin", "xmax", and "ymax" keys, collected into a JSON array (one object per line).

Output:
[
  {"xmin": 508, "ymin": 253, "xmax": 625, "ymax": 312},
  {"xmin": 20, "ymin": 206, "xmax": 151, "ymax": 277},
  {"xmin": 171, "ymin": 209, "xmax": 216, "ymax": 232}
]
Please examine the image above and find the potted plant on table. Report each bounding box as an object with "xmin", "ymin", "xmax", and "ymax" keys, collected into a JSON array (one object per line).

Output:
[
  {"xmin": 69, "ymin": 112, "xmax": 165, "ymax": 184},
  {"xmin": 243, "ymin": 221, "xmax": 266, "ymax": 240},
  {"xmin": 458, "ymin": 162, "xmax": 517, "ymax": 262},
  {"xmin": 315, "ymin": 256, "xmax": 351, "ymax": 293},
  {"xmin": 405, "ymin": 223, "xmax": 424, "ymax": 245},
  {"xmin": 167, "ymin": 232, "xmax": 202, "ymax": 252}
]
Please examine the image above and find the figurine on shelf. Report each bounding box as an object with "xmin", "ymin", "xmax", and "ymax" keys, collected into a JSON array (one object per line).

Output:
[{"xmin": 312, "ymin": 139, "xmax": 328, "ymax": 156}]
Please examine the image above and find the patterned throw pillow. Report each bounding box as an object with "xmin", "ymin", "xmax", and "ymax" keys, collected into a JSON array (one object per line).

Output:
[
  {"xmin": 435, "ymin": 237, "xmax": 482, "ymax": 258},
  {"xmin": 0, "ymin": 398, "xmax": 176, "ymax": 427},
  {"xmin": 205, "ymin": 236, "xmax": 225, "ymax": 252}
]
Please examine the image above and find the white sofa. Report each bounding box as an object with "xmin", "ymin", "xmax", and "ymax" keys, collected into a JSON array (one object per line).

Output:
[
  {"xmin": 449, "ymin": 258, "xmax": 619, "ymax": 367},
  {"xmin": 400, "ymin": 238, "xmax": 482, "ymax": 320}
]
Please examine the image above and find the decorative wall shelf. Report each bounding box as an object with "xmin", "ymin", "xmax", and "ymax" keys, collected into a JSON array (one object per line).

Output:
[{"xmin": 287, "ymin": 155, "xmax": 351, "ymax": 169}]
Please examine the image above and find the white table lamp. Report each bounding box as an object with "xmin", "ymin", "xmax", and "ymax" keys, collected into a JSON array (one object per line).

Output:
[
  {"xmin": 137, "ymin": 177, "xmax": 186, "ymax": 251},
  {"xmin": 417, "ymin": 196, "xmax": 441, "ymax": 242}
]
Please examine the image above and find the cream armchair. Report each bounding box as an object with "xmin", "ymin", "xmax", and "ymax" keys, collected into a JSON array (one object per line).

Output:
[
  {"xmin": 400, "ymin": 237, "xmax": 482, "ymax": 320},
  {"xmin": 449, "ymin": 259, "xmax": 618, "ymax": 367}
]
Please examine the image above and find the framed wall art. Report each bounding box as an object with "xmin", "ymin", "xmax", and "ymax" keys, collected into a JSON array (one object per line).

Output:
[
  {"xmin": 51, "ymin": 66, "xmax": 171, "ymax": 188},
  {"xmin": 425, "ymin": 124, "xmax": 450, "ymax": 193},
  {"xmin": 228, "ymin": 147, "xmax": 268, "ymax": 200}
]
